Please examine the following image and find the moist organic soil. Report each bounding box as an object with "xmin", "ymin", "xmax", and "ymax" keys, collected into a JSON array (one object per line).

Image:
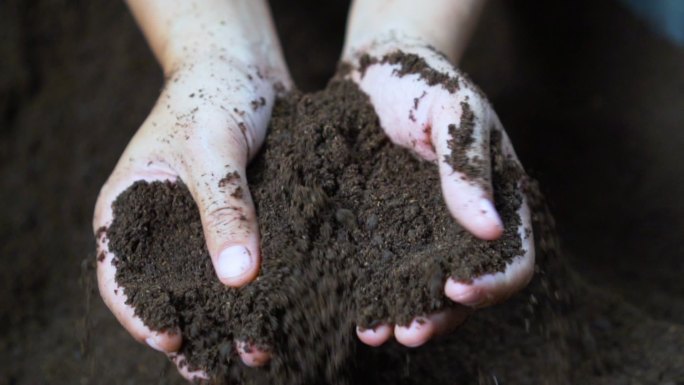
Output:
[
  {"xmin": 4, "ymin": 1, "xmax": 684, "ymax": 385},
  {"xmin": 106, "ymin": 74, "xmax": 527, "ymax": 383}
]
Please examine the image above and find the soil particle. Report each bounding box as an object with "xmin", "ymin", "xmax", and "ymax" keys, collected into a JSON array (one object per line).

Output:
[
  {"xmin": 230, "ymin": 186, "xmax": 243, "ymax": 199},
  {"xmin": 107, "ymin": 79, "xmax": 526, "ymax": 383},
  {"xmin": 94, "ymin": 226, "xmax": 107, "ymax": 240},
  {"xmin": 218, "ymin": 171, "xmax": 240, "ymax": 188},
  {"xmin": 250, "ymin": 97, "xmax": 266, "ymax": 111},
  {"xmin": 413, "ymin": 91, "xmax": 427, "ymax": 109}
]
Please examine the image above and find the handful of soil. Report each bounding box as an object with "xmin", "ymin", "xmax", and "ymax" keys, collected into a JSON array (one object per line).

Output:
[{"xmin": 106, "ymin": 74, "xmax": 526, "ymax": 383}]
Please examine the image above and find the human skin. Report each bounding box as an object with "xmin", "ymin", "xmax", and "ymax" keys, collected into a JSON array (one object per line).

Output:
[
  {"xmin": 342, "ymin": 0, "xmax": 535, "ymax": 347},
  {"xmin": 93, "ymin": 0, "xmax": 289, "ymax": 379}
]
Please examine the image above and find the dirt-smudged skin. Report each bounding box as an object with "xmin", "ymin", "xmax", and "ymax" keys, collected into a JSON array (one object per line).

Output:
[{"xmin": 107, "ymin": 74, "xmax": 527, "ymax": 384}]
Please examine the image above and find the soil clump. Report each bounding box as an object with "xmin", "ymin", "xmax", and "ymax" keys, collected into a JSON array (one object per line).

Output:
[{"xmin": 106, "ymin": 74, "xmax": 527, "ymax": 383}]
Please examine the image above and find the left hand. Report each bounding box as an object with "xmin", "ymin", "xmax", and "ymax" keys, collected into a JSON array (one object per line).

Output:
[{"xmin": 344, "ymin": 38, "xmax": 535, "ymax": 347}]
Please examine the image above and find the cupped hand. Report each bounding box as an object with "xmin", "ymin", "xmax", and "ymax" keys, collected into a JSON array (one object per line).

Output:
[
  {"xmin": 345, "ymin": 40, "xmax": 535, "ymax": 347},
  {"xmin": 93, "ymin": 58, "xmax": 285, "ymax": 378}
]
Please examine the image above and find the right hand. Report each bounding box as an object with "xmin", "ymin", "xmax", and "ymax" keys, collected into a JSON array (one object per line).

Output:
[
  {"xmin": 343, "ymin": 38, "xmax": 534, "ymax": 349},
  {"xmin": 93, "ymin": 57, "xmax": 286, "ymax": 380}
]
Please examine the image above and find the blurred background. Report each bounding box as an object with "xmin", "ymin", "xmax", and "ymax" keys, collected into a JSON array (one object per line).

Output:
[{"xmin": 0, "ymin": 0, "xmax": 682, "ymax": 383}]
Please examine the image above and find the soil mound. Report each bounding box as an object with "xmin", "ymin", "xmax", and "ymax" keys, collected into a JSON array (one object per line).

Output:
[{"xmin": 107, "ymin": 78, "xmax": 527, "ymax": 384}]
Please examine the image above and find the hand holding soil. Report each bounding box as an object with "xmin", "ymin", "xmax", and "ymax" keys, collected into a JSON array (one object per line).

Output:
[
  {"xmin": 344, "ymin": 41, "xmax": 535, "ymax": 348},
  {"xmin": 93, "ymin": 1, "xmax": 292, "ymax": 380},
  {"xmin": 93, "ymin": 56, "xmax": 285, "ymax": 379}
]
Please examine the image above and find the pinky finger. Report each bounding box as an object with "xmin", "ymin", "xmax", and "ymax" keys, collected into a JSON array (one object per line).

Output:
[
  {"xmin": 169, "ymin": 353, "xmax": 210, "ymax": 382},
  {"xmin": 236, "ymin": 340, "xmax": 271, "ymax": 367},
  {"xmin": 356, "ymin": 324, "xmax": 394, "ymax": 347},
  {"xmin": 394, "ymin": 307, "xmax": 470, "ymax": 348}
]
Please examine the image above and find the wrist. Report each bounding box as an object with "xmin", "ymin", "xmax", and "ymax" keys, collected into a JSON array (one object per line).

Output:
[
  {"xmin": 150, "ymin": 4, "xmax": 290, "ymax": 88},
  {"xmin": 342, "ymin": 32, "xmax": 438, "ymax": 67},
  {"xmin": 159, "ymin": 56, "xmax": 277, "ymax": 124},
  {"xmin": 163, "ymin": 43, "xmax": 290, "ymax": 91},
  {"xmin": 342, "ymin": 0, "xmax": 486, "ymax": 65}
]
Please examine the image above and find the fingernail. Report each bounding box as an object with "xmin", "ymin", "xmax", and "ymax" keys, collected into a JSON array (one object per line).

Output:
[
  {"xmin": 146, "ymin": 336, "xmax": 165, "ymax": 352},
  {"xmin": 453, "ymin": 288, "xmax": 488, "ymax": 308},
  {"xmin": 217, "ymin": 246, "xmax": 252, "ymax": 279},
  {"xmin": 450, "ymin": 287, "xmax": 476, "ymax": 303},
  {"xmin": 479, "ymin": 199, "xmax": 503, "ymax": 228}
]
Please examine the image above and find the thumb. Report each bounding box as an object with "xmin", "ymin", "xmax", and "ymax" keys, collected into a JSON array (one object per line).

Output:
[
  {"xmin": 181, "ymin": 149, "xmax": 260, "ymax": 288},
  {"xmin": 431, "ymin": 95, "xmax": 503, "ymax": 240}
]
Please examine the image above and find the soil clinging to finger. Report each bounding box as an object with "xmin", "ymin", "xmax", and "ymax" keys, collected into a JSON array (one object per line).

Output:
[
  {"xmin": 107, "ymin": 78, "xmax": 526, "ymax": 384},
  {"xmin": 443, "ymin": 100, "xmax": 492, "ymax": 186},
  {"xmin": 359, "ymin": 51, "xmax": 495, "ymax": 189},
  {"xmin": 359, "ymin": 51, "xmax": 461, "ymax": 93}
]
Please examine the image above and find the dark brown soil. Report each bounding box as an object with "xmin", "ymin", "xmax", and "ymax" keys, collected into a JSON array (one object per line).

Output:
[
  {"xmin": 106, "ymin": 78, "xmax": 526, "ymax": 383},
  {"xmin": 2, "ymin": 1, "xmax": 684, "ymax": 384}
]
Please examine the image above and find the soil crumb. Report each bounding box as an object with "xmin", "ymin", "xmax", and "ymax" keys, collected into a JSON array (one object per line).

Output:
[{"xmin": 107, "ymin": 79, "xmax": 527, "ymax": 383}]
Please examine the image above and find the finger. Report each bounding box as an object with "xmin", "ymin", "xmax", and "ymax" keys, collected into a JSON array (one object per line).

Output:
[
  {"xmin": 445, "ymin": 185, "xmax": 535, "ymax": 308},
  {"xmin": 356, "ymin": 324, "xmax": 394, "ymax": 347},
  {"xmin": 179, "ymin": 133, "xmax": 260, "ymax": 288},
  {"xmin": 431, "ymin": 93, "xmax": 503, "ymax": 240},
  {"xmin": 94, "ymin": 165, "xmax": 182, "ymax": 353},
  {"xmin": 169, "ymin": 353, "xmax": 209, "ymax": 382},
  {"xmin": 394, "ymin": 307, "xmax": 470, "ymax": 348},
  {"xmin": 236, "ymin": 341, "xmax": 271, "ymax": 367}
]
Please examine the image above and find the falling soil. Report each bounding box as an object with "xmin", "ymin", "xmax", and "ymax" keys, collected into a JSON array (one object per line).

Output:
[{"xmin": 106, "ymin": 76, "xmax": 528, "ymax": 384}]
